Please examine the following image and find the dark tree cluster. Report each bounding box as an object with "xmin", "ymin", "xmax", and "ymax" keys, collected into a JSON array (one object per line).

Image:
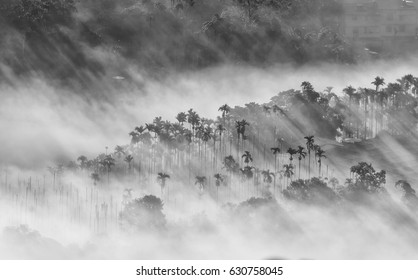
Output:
[{"xmin": 0, "ymin": 0, "xmax": 353, "ymax": 84}]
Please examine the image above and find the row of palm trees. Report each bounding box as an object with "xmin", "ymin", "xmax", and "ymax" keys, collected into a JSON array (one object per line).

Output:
[
  {"xmin": 63, "ymin": 74, "xmax": 418, "ymax": 204},
  {"xmin": 343, "ymin": 75, "xmax": 418, "ymax": 139}
]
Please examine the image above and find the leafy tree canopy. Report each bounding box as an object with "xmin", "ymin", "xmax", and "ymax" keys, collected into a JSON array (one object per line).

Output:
[{"xmin": 119, "ymin": 195, "xmax": 166, "ymax": 231}]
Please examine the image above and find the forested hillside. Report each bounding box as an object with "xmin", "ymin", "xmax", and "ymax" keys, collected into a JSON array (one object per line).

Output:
[{"xmin": 0, "ymin": 0, "xmax": 350, "ymax": 84}]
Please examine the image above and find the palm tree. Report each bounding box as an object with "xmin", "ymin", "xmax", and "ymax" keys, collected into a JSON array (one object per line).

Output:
[
  {"xmin": 157, "ymin": 172, "xmax": 170, "ymax": 199},
  {"xmin": 77, "ymin": 155, "xmax": 88, "ymax": 170},
  {"xmin": 195, "ymin": 176, "xmax": 207, "ymax": 193},
  {"xmin": 176, "ymin": 112, "xmax": 187, "ymax": 126},
  {"xmin": 241, "ymin": 151, "xmax": 253, "ymax": 166},
  {"xmin": 135, "ymin": 125, "xmax": 146, "ymax": 134},
  {"xmin": 215, "ymin": 124, "xmax": 226, "ymax": 158},
  {"xmin": 218, "ymin": 104, "xmax": 231, "ymax": 121},
  {"xmin": 304, "ymin": 136, "xmax": 315, "ymax": 178},
  {"xmin": 263, "ymin": 105, "xmax": 271, "ymax": 115},
  {"xmin": 283, "ymin": 164, "xmax": 294, "ymax": 187},
  {"xmin": 201, "ymin": 126, "xmax": 212, "ymax": 173},
  {"xmin": 270, "ymin": 147, "xmax": 281, "ymax": 192},
  {"xmin": 100, "ymin": 155, "xmax": 115, "ymax": 185},
  {"xmin": 287, "ymin": 147, "xmax": 298, "ymax": 165},
  {"xmin": 214, "ymin": 173, "xmax": 225, "ymax": 202},
  {"xmin": 261, "ymin": 170, "xmax": 275, "ymax": 193},
  {"xmin": 219, "ymin": 104, "xmax": 232, "ymax": 155},
  {"xmin": 371, "ymin": 77, "xmax": 385, "ymax": 137},
  {"xmin": 235, "ymin": 119, "xmax": 250, "ymax": 159},
  {"xmin": 360, "ymin": 88, "xmax": 373, "ymax": 139},
  {"xmin": 214, "ymin": 173, "xmax": 224, "ymax": 187},
  {"xmin": 315, "ymin": 147, "xmax": 326, "ymax": 177},
  {"xmin": 223, "ymin": 155, "xmax": 238, "ymax": 173},
  {"xmin": 114, "ymin": 145, "xmax": 125, "ymax": 158},
  {"xmin": 297, "ymin": 146, "xmax": 307, "ymax": 179},
  {"xmin": 372, "ymin": 76, "xmax": 385, "ymax": 92},
  {"xmin": 124, "ymin": 155, "xmax": 134, "ymax": 172},
  {"xmin": 129, "ymin": 130, "xmax": 140, "ymax": 145},
  {"xmin": 343, "ymin": 86, "xmax": 356, "ymax": 137},
  {"xmin": 90, "ymin": 172, "xmax": 100, "ymax": 186}
]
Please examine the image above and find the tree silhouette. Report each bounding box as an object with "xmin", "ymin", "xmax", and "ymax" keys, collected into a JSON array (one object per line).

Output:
[
  {"xmin": 242, "ymin": 151, "xmax": 253, "ymax": 166},
  {"xmin": 77, "ymin": 155, "xmax": 88, "ymax": 170},
  {"xmin": 304, "ymin": 136, "xmax": 315, "ymax": 178},
  {"xmin": 262, "ymin": 169, "xmax": 274, "ymax": 184},
  {"xmin": 176, "ymin": 112, "xmax": 187, "ymax": 126},
  {"xmin": 271, "ymin": 147, "xmax": 281, "ymax": 192},
  {"xmin": 119, "ymin": 195, "xmax": 166, "ymax": 231},
  {"xmin": 395, "ymin": 180, "xmax": 418, "ymax": 208},
  {"xmin": 297, "ymin": 146, "xmax": 306, "ymax": 179},
  {"xmin": 195, "ymin": 176, "xmax": 207, "ymax": 193},
  {"xmin": 349, "ymin": 162, "xmax": 386, "ymax": 193},
  {"xmin": 315, "ymin": 147, "xmax": 326, "ymax": 177},
  {"xmin": 100, "ymin": 155, "xmax": 115, "ymax": 185},
  {"xmin": 283, "ymin": 164, "xmax": 294, "ymax": 186},
  {"xmin": 90, "ymin": 172, "xmax": 100, "ymax": 186},
  {"xmin": 124, "ymin": 155, "xmax": 134, "ymax": 172},
  {"xmin": 114, "ymin": 145, "xmax": 125, "ymax": 158},
  {"xmin": 157, "ymin": 172, "xmax": 170, "ymax": 199}
]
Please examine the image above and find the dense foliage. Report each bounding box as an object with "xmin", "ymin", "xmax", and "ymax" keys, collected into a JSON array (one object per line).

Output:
[
  {"xmin": 119, "ymin": 195, "xmax": 166, "ymax": 231},
  {"xmin": 0, "ymin": 0, "xmax": 352, "ymax": 83}
]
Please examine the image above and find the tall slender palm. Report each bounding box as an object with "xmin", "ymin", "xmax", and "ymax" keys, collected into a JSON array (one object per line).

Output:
[
  {"xmin": 343, "ymin": 86, "xmax": 356, "ymax": 137},
  {"xmin": 235, "ymin": 119, "xmax": 249, "ymax": 160},
  {"xmin": 90, "ymin": 172, "xmax": 100, "ymax": 186},
  {"xmin": 124, "ymin": 155, "xmax": 134, "ymax": 173},
  {"xmin": 201, "ymin": 126, "xmax": 212, "ymax": 173},
  {"xmin": 241, "ymin": 151, "xmax": 253, "ymax": 166},
  {"xmin": 270, "ymin": 147, "xmax": 281, "ymax": 192},
  {"xmin": 371, "ymin": 77, "xmax": 385, "ymax": 136},
  {"xmin": 77, "ymin": 155, "xmax": 88, "ymax": 171},
  {"xmin": 176, "ymin": 112, "xmax": 187, "ymax": 126},
  {"xmin": 261, "ymin": 169, "xmax": 274, "ymax": 185},
  {"xmin": 297, "ymin": 146, "xmax": 307, "ymax": 179},
  {"xmin": 187, "ymin": 109, "xmax": 201, "ymax": 138},
  {"xmin": 216, "ymin": 124, "xmax": 226, "ymax": 158},
  {"xmin": 214, "ymin": 173, "xmax": 225, "ymax": 202},
  {"xmin": 282, "ymin": 164, "xmax": 294, "ymax": 187},
  {"xmin": 315, "ymin": 148, "xmax": 326, "ymax": 177},
  {"xmin": 372, "ymin": 76, "xmax": 385, "ymax": 92},
  {"xmin": 157, "ymin": 172, "xmax": 170, "ymax": 199},
  {"xmin": 287, "ymin": 147, "xmax": 298, "ymax": 165},
  {"xmin": 218, "ymin": 104, "xmax": 231, "ymax": 122},
  {"xmin": 304, "ymin": 136, "xmax": 315, "ymax": 178},
  {"xmin": 114, "ymin": 145, "xmax": 125, "ymax": 158},
  {"xmin": 263, "ymin": 105, "xmax": 271, "ymax": 116},
  {"xmin": 100, "ymin": 155, "xmax": 115, "ymax": 185},
  {"xmin": 218, "ymin": 104, "xmax": 231, "ymax": 157},
  {"xmin": 361, "ymin": 88, "xmax": 373, "ymax": 139},
  {"xmin": 195, "ymin": 176, "xmax": 207, "ymax": 193}
]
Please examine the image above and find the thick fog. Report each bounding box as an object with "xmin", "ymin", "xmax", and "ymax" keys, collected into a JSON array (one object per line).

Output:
[
  {"xmin": 1, "ymin": 58, "xmax": 418, "ymax": 259},
  {"xmin": 2, "ymin": 58, "xmax": 418, "ymax": 168},
  {"xmin": 2, "ymin": 0, "xmax": 418, "ymax": 260}
]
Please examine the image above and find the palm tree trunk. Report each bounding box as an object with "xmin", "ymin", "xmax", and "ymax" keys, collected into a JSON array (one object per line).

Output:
[{"xmin": 308, "ymin": 152, "xmax": 311, "ymax": 179}]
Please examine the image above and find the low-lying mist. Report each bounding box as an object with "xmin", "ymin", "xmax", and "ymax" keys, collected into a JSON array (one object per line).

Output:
[
  {"xmin": 2, "ymin": 57, "xmax": 418, "ymax": 168},
  {"xmin": 2, "ymin": 56, "xmax": 418, "ymax": 259}
]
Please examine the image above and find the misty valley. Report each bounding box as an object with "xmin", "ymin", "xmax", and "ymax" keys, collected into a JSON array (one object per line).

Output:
[
  {"xmin": 2, "ymin": 74, "xmax": 418, "ymax": 259},
  {"xmin": 2, "ymin": 0, "xmax": 418, "ymax": 260}
]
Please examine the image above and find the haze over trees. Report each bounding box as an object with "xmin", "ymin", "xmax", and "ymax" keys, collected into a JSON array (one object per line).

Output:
[
  {"xmin": 2, "ymin": 0, "xmax": 418, "ymax": 260},
  {"xmin": 0, "ymin": 0, "xmax": 355, "ymax": 84}
]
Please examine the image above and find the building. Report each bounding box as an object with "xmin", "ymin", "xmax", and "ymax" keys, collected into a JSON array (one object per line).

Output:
[{"xmin": 342, "ymin": 0, "xmax": 418, "ymax": 40}]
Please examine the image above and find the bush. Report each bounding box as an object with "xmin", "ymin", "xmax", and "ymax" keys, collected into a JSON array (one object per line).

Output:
[
  {"xmin": 119, "ymin": 195, "xmax": 166, "ymax": 231},
  {"xmin": 283, "ymin": 177, "xmax": 338, "ymax": 204}
]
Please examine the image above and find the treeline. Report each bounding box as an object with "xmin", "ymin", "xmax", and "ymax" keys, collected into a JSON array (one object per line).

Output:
[
  {"xmin": 54, "ymin": 74, "xmax": 418, "ymax": 206},
  {"xmin": 0, "ymin": 0, "xmax": 352, "ymax": 84}
]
